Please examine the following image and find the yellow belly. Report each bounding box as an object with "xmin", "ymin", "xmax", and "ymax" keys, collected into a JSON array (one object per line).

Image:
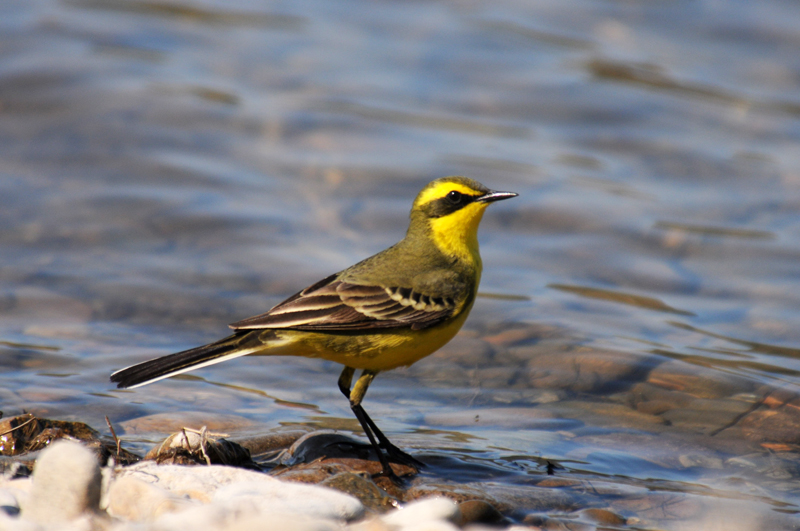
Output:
[{"xmin": 260, "ymin": 303, "xmax": 472, "ymax": 372}]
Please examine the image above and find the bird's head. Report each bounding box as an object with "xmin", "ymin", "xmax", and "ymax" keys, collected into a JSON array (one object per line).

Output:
[{"xmin": 408, "ymin": 176, "xmax": 517, "ymax": 262}]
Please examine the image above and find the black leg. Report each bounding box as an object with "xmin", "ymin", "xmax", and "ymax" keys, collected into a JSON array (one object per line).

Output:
[
  {"xmin": 359, "ymin": 406, "xmax": 424, "ymax": 468},
  {"xmin": 337, "ymin": 367, "xmax": 423, "ymax": 479},
  {"xmin": 350, "ymin": 402, "xmax": 400, "ymax": 480}
]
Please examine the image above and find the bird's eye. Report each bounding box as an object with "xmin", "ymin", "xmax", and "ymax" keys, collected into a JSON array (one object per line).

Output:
[{"xmin": 446, "ymin": 190, "xmax": 462, "ymax": 204}]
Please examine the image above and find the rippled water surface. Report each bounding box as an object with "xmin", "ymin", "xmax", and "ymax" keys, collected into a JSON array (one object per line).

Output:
[{"xmin": 2, "ymin": 0, "xmax": 800, "ymax": 528}]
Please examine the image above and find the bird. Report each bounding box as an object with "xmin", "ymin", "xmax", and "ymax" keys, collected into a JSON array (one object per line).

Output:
[{"xmin": 111, "ymin": 176, "xmax": 517, "ymax": 479}]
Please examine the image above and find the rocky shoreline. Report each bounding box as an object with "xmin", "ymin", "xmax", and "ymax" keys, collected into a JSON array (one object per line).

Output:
[{"xmin": 1, "ymin": 437, "xmax": 521, "ymax": 531}]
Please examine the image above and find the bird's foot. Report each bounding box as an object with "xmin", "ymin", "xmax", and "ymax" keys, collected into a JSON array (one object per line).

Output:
[{"xmin": 380, "ymin": 440, "xmax": 425, "ymax": 469}]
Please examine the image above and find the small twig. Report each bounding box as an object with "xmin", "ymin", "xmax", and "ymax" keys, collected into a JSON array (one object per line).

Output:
[
  {"xmin": 104, "ymin": 416, "xmax": 121, "ymax": 458},
  {"xmin": 199, "ymin": 426, "xmax": 211, "ymax": 465},
  {"xmin": 182, "ymin": 427, "xmax": 229, "ymax": 438},
  {"xmin": 180, "ymin": 428, "xmax": 190, "ymax": 450}
]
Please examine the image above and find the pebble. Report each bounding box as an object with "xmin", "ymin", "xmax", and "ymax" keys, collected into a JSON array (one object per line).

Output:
[{"xmin": 21, "ymin": 440, "xmax": 101, "ymax": 524}]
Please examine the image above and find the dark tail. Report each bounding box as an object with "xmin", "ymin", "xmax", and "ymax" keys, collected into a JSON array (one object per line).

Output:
[{"xmin": 111, "ymin": 330, "xmax": 268, "ymax": 389}]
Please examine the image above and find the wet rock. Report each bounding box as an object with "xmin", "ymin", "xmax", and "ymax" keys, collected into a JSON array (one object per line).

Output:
[
  {"xmin": 233, "ymin": 429, "xmax": 309, "ymax": 458},
  {"xmin": 320, "ymin": 472, "xmax": 396, "ymax": 512},
  {"xmin": 454, "ymin": 500, "xmax": 506, "ymax": 526},
  {"xmin": 482, "ymin": 324, "xmax": 556, "ymax": 347},
  {"xmin": 405, "ymin": 484, "xmax": 502, "ymax": 509},
  {"xmin": 579, "ymin": 507, "xmax": 626, "ymax": 525},
  {"xmin": 646, "ymin": 360, "xmax": 754, "ymax": 399},
  {"xmin": 146, "ymin": 428, "xmax": 257, "ymax": 468},
  {"xmin": 273, "ymin": 432, "xmax": 417, "ymax": 490},
  {"xmin": 629, "ymin": 382, "xmax": 694, "ymax": 413},
  {"xmin": 740, "ymin": 397, "xmax": 800, "ymax": 445},
  {"xmin": 22, "ymin": 440, "xmax": 101, "ymax": 523},
  {"xmin": 119, "ymin": 411, "xmax": 258, "ymax": 435},
  {"xmin": 280, "ymin": 432, "xmax": 376, "ymax": 466},
  {"xmin": 523, "ymin": 347, "xmax": 658, "ymax": 394},
  {"xmin": 428, "ymin": 334, "xmax": 495, "ymax": 366},
  {"xmin": 272, "ymin": 459, "xmax": 356, "ymax": 484}
]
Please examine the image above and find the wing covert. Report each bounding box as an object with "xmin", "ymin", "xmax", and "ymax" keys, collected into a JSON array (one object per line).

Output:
[{"xmin": 230, "ymin": 277, "xmax": 456, "ymax": 332}]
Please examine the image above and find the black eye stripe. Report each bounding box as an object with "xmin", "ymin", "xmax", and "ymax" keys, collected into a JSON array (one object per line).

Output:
[{"xmin": 424, "ymin": 192, "xmax": 481, "ymax": 218}]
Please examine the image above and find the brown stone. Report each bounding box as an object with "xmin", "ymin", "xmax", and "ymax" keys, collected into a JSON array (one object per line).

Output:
[
  {"xmin": 455, "ymin": 500, "xmax": 506, "ymax": 526},
  {"xmin": 740, "ymin": 405, "xmax": 800, "ymax": 445},
  {"xmin": 405, "ymin": 484, "xmax": 503, "ymax": 508},
  {"xmin": 524, "ymin": 347, "xmax": 659, "ymax": 393},
  {"xmin": 646, "ymin": 361, "xmax": 754, "ymax": 399},
  {"xmin": 320, "ymin": 472, "xmax": 396, "ymax": 512},
  {"xmin": 580, "ymin": 508, "xmax": 627, "ymax": 525},
  {"xmin": 119, "ymin": 411, "xmax": 257, "ymax": 435}
]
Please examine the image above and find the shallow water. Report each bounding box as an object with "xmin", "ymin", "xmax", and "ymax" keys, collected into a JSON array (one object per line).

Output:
[{"xmin": 2, "ymin": 0, "xmax": 800, "ymax": 528}]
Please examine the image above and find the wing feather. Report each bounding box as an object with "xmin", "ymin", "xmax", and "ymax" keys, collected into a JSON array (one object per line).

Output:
[{"xmin": 230, "ymin": 275, "xmax": 456, "ymax": 332}]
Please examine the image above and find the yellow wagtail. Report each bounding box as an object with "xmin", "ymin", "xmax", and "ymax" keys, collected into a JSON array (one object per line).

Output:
[{"xmin": 111, "ymin": 176, "xmax": 517, "ymax": 478}]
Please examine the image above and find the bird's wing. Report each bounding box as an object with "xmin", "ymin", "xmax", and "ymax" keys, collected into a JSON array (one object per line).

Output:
[{"xmin": 229, "ymin": 274, "xmax": 456, "ymax": 332}]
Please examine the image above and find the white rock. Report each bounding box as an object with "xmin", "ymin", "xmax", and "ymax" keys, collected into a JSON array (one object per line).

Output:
[
  {"xmin": 155, "ymin": 505, "xmax": 341, "ymax": 531},
  {"xmin": 113, "ymin": 461, "xmax": 363, "ymax": 524},
  {"xmin": 106, "ymin": 475, "xmax": 197, "ymax": 521},
  {"xmin": 213, "ymin": 479, "xmax": 364, "ymax": 521},
  {"xmin": 22, "ymin": 440, "xmax": 101, "ymax": 524},
  {"xmin": 0, "ymin": 509, "xmax": 42, "ymax": 531},
  {"xmin": 115, "ymin": 462, "xmax": 270, "ymax": 502},
  {"xmin": 381, "ymin": 498, "xmax": 460, "ymax": 529},
  {"xmin": 0, "ymin": 482, "xmax": 24, "ymax": 517}
]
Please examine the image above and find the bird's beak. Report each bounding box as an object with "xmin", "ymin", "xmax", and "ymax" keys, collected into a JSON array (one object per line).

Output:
[{"xmin": 477, "ymin": 190, "xmax": 518, "ymax": 203}]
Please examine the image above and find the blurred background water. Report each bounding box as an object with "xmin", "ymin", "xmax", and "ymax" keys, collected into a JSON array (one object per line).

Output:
[{"xmin": 2, "ymin": 0, "xmax": 800, "ymax": 528}]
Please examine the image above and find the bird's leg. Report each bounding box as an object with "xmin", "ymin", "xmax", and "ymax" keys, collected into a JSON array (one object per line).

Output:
[
  {"xmin": 337, "ymin": 366, "xmax": 355, "ymax": 399},
  {"xmin": 338, "ymin": 367, "xmax": 396, "ymax": 478},
  {"xmin": 345, "ymin": 368, "xmax": 424, "ymax": 472}
]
